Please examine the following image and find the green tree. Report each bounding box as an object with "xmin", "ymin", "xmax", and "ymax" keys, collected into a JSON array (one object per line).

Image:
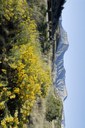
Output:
[{"xmin": 46, "ymin": 94, "xmax": 63, "ymax": 123}]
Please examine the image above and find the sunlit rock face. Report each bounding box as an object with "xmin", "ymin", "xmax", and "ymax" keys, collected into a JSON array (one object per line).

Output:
[{"xmin": 53, "ymin": 18, "xmax": 69, "ymax": 101}]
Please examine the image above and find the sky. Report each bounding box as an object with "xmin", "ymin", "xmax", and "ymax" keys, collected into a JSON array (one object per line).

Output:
[{"xmin": 62, "ymin": 0, "xmax": 85, "ymax": 128}]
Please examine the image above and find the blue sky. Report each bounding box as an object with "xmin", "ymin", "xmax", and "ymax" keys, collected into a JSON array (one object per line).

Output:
[{"xmin": 62, "ymin": 0, "xmax": 85, "ymax": 128}]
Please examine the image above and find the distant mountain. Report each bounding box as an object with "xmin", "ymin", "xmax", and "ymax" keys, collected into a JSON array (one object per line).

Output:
[
  {"xmin": 53, "ymin": 17, "xmax": 69, "ymax": 101},
  {"xmin": 53, "ymin": 17, "xmax": 69, "ymax": 128}
]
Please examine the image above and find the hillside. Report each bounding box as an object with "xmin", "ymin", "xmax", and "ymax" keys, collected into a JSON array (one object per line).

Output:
[{"xmin": 0, "ymin": 0, "xmax": 68, "ymax": 128}]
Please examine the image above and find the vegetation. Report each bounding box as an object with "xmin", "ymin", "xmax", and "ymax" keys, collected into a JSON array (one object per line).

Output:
[
  {"xmin": 0, "ymin": 0, "xmax": 66, "ymax": 128},
  {"xmin": 27, "ymin": 0, "xmax": 50, "ymax": 53},
  {"xmin": 46, "ymin": 94, "xmax": 63, "ymax": 126},
  {"xmin": 0, "ymin": 0, "xmax": 51, "ymax": 127}
]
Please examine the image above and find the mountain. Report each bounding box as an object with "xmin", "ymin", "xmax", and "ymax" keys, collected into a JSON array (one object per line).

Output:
[
  {"xmin": 53, "ymin": 17, "xmax": 69, "ymax": 128},
  {"xmin": 53, "ymin": 17, "xmax": 69, "ymax": 101}
]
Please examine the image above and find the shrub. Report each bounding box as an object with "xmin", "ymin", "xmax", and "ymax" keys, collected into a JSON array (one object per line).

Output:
[
  {"xmin": 0, "ymin": 0, "xmax": 51, "ymax": 127},
  {"xmin": 46, "ymin": 94, "xmax": 63, "ymax": 122}
]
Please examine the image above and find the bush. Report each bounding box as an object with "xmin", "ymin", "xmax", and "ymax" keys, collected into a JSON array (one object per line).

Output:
[
  {"xmin": 0, "ymin": 0, "xmax": 51, "ymax": 127},
  {"xmin": 27, "ymin": 0, "xmax": 50, "ymax": 53},
  {"xmin": 46, "ymin": 94, "xmax": 63, "ymax": 122}
]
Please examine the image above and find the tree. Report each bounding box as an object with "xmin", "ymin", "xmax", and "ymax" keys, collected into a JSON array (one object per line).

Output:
[{"xmin": 46, "ymin": 94, "xmax": 63, "ymax": 123}]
